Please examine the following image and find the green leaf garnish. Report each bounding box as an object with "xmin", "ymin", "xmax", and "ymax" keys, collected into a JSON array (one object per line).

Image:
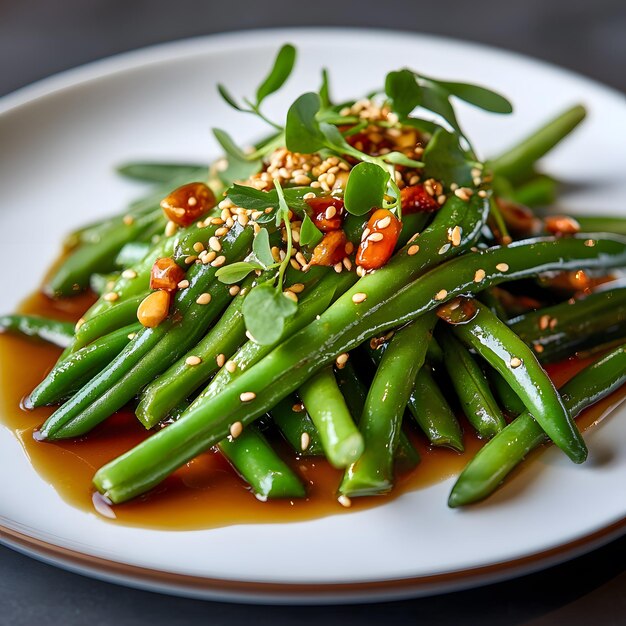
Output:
[
  {"xmin": 383, "ymin": 151, "xmax": 424, "ymax": 168},
  {"xmin": 285, "ymin": 92, "xmax": 325, "ymax": 153},
  {"xmin": 425, "ymin": 78, "xmax": 513, "ymax": 114},
  {"xmin": 344, "ymin": 162, "xmax": 390, "ymax": 216},
  {"xmin": 252, "ymin": 228, "xmax": 275, "ymax": 267},
  {"xmin": 215, "ymin": 261, "xmax": 264, "ymax": 284},
  {"xmin": 255, "ymin": 44, "xmax": 297, "ymax": 106},
  {"xmin": 419, "ymin": 83, "xmax": 464, "ymax": 140},
  {"xmin": 242, "ymin": 283, "xmax": 297, "ymax": 345},
  {"xmin": 226, "ymin": 184, "xmax": 318, "ymax": 219},
  {"xmin": 299, "ymin": 212, "xmax": 324, "ymax": 247},
  {"xmin": 422, "ymin": 128, "xmax": 472, "ymax": 186},
  {"xmin": 319, "ymin": 68, "xmax": 332, "ymax": 108},
  {"xmin": 212, "ymin": 128, "xmax": 250, "ymax": 162},
  {"xmin": 385, "ymin": 69, "xmax": 421, "ymax": 117},
  {"xmin": 217, "ymin": 84, "xmax": 244, "ymax": 111}
]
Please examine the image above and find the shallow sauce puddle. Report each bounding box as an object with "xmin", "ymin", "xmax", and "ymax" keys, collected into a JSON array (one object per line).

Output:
[{"xmin": 1, "ymin": 290, "xmax": 624, "ymax": 530}]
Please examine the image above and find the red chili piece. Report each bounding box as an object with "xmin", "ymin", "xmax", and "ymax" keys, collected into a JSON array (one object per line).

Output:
[
  {"xmin": 356, "ymin": 209, "xmax": 402, "ymax": 270},
  {"xmin": 160, "ymin": 182, "xmax": 216, "ymax": 226},
  {"xmin": 310, "ymin": 230, "xmax": 348, "ymax": 266},
  {"xmin": 150, "ymin": 257, "xmax": 186, "ymax": 292},
  {"xmin": 305, "ymin": 196, "xmax": 345, "ymax": 232},
  {"xmin": 400, "ymin": 185, "xmax": 440, "ymax": 214}
]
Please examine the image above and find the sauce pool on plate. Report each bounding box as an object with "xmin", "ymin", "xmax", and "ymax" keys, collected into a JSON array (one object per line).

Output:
[{"xmin": 0, "ymin": 290, "xmax": 624, "ymax": 530}]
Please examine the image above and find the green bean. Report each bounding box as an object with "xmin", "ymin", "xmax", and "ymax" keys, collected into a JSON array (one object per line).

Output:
[
  {"xmin": 487, "ymin": 368, "xmax": 526, "ymax": 416},
  {"xmin": 450, "ymin": 300, "xmax": 586, "ymax": 463},
  {"xmin": 449, "ymin": 344, "xmax": 626, "ymax": 507},
  {"xmin": 299, "ymin": 366, "xmax": 364, "ymax": 468},
  {"xmin": 38, "ymin": 224, "xmax": 253, "ymax": 440},
  {"xmin": 116, "ymin": 162, "xmax": 208, "ymax": 184},
  {"xmin": 93, "ymin": 228, "xmax": 626, "ymax": 502},
  {"xmin": 135, "ymin": 276, "xmax": 255, "ymax": 428},
  {"xmin": 267, "ymin": 396, "xmax": 324, "ymax": 456},
  {"xmin": 340, "ymin": 316, "xmax": 434, "ymax": 496},
  {"xmin": 438, "ymin": 330, "xmax": 507, "ymax": 439},
  {"xmin": 510, "ymin": 175, "xmax": 557, "ymax": 207},
  {"xmin": 89, "ymin": 272, "xmax": 120, "ymax": 296},
  {"xmin": 488, "ymin": 105, "xmax": 586, "ymax": 184},
  {"xmin": 335, "ymin": 360, "xmax": 420, "ymax": 473},
  {"xmin": 219, "ymin": 426, "xmax": 306, "ymax": 499},
  {"xmin": 408, "ymin": 367, "xmax": 464, "ymax": 451},
  {"xmin": 115, "ymin": 242, "xmax": 151, "ymax": 268},
  {"xmin": 575, "ymin": 216, "xmax": 626, "ymax": 237},
  {"xmin": 74, "ymin": 295, "xmax": 147, "ymax": 349},
  {"xmin": 193, "ymin": 270, "xmax": 357, "ymax": 403},
  {"xmin": 28, "ymin": 323, "xmax": 140, "ymax": 407},
  {"xmin": 0, "ymin": 315, "xmax": 74, "ymax": 348},
  {"xmin": 44, "ymin": 210, "xmax": 164, "ymax": 297},
  {"xmin": 508, "ymin": 285, "xmax": 626, "ymax": 363}
]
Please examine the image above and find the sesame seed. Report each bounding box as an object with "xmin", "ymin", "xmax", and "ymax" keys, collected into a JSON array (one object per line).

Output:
[
  {"xmin": 121, "ymin": 269, "xmax": 137, "ymax": 279},
  {"xmin": 439, "ymin": 244, "xmax": 451, "ymax": 255},
  {"xmin": 368, "ymin": 232, "xmax": 384, "ymax": 242},
  {"xmin": 377, "ymin": 215, "xmax": 391, "ymax": 229},
  {"xmin": 123, "ymin": 215, "xmax": 134, "ymax": 225},
  {"xmin": 295, "ymin": 252, "xmax": 307, "ymax": 267},
  {"xmin": 300, "ymin": 432, "xmax": 311, "ymax": 451},
  {"xmin": 450, "ymin": 225, "xmax": 462, "ymax": 247},
  {"xmin": 165, "ymin": 221, "xmax": 178, "ymax": 237},
  {"xmin": 333, "ymin": 262, "xmax": 343, "ymax": 273},
  {"xmin": 229, "ymin": 285, "xmax": 240, "ymax": 296},
  {"xmin": 202, "ymin": 250, "xmax": 217, "ymax": 265},
  {"xmin": 408, "ymin": 244, "xmax": 420, "ymax": 256},
  {"xmin": 216, "ymin": 353, "xmax": 226, "ymax": 367},
  {"xmin": 336, "ymin": 353, "xmax": 349, "ymax": 368},
  {"xmin": 549, "ymin": 318, "xmax": 558, "ymax": 329},
  {"xmin": 356, "ymin": 266, "xmax": 366, "ymax": 277},
  {"xmin": 193, "ymin": 241, "xmax": 205, "ymax": 253},
  {"xmin": 352, "ymin": 292, "xmax": 367, "ymax": 303},
  {"xmin": 211, "ymin": 255, "xmax": 226, "ymax": 267},
  {"xmin": 238, "ymin": 213, "xmax": 249, "ymax": 227},
  {"xmin": 225, "ymin": 360, "xmax": 237, "ymax": 373},
  {"xmin": 103, "ymin": 292, "xmax": 119, "ymax": 302},
  {"xmin": 290, "ymin": 259, "xmax": 301, "ymax": 270},
  {"xmin": 362, "ymin": 228, "xmax": 371, "ymax": 241},
  {"xmin": 534, "ymin": 343, "xmax": 544, "ymax": 354},
  {"xmin": 289, "ymin": 283, "xmax": 305, "ymax": 294},
  {"xmin": 539, "ymin": 315, "xmax": 551, "ymax": 331},
  {"xmin": 215, "ymin": 226, "xmax": 229, "ymax": 237},
  {"xmin": 294, "ymin": 175, "xmax": 312, "ymax": 185},
  {"xmin": 478, "ymin": 190, "xmax": 488, "ymax": 198},
  {"xmin": 510, "ymin": 357, "xmax": 522, "ymax": 368},
  {"xmin": 434, "ymin": 289, "xmax": 448, "ymax": 301},
  {"xmin": 337, "ymin": 495, "xmax": 352, "ymax": 508},
  {"xmin": 185, "ymin": 355, "xmax": 202, "ymax": 366},
  {"xmin": 239, "ymin": 392, "xmax": 256, "ymax": 403},
  {"xmin": 345, "ymin": 241, "xmax": 354, "ymax": 255},
  {"xmin": 325, "ymin": 206, "xmax": 337, "ymax": 219},
  {"xmin": 496, "ymin": 263, "xmax": 509, "ymax": 272},
  {"xmin": 177, "ymin": 279, "xmax": 190, "ymax": 289},
  {"xmin": 210, "ymin": 217, "xmax": 224, "ymax": 225},
  {"xmin": 208, "ymin": 236, "xmax": 222, "ymax": 252},
  {"xmin": 474, "ymin": 269, "xmax": 486, "ymax": 283},
  {"xmin": 196, "ymin": 293, "xmax": 212, "ymax": 305},
  {"xmin": 584, "ymin": 239, "xmax": 596, "ymax": 247},
  {"xmin": 75, "ymin": 318, "xmax": 85, "ymax": 331},
  {"xmin": 229, "ymin": 421, "xmax": 243, "ymax": 438},
  {"xmin": 454, "ymin": 188, "xmax": 472, "ymax": 202},
  {"xmin": 184, "ymin": 255, "xmax": 198, "ymax": 265},
  {"xmin": 284, "ymin": 290, "xmax": 298, "ymax": 303},
  {"xmin": 343, "ymin": 257, "xmax": 352, "ymax": 271},
  {"xmin": 127, "ymin": 333, "xmax": 136, "ymax": 340}
]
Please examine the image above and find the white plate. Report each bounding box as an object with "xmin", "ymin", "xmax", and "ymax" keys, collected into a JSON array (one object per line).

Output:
[{"xmin": 0, "ymin": 28, "xmax": 625, "ymax": 604}]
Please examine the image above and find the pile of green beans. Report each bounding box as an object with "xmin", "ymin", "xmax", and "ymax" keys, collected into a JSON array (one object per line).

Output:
[{"xmin": 5, "ymin": 95, "xmax": 626, "ymax": 515}]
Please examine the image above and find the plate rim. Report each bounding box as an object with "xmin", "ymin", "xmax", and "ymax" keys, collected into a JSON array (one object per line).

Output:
[
  {"xmin": 2, "ymin": 519, "xmax": 624, "ymax": 603},
  {"xmin": 1, "ymin": 26, "xmax": 625, "ymax": 603}
]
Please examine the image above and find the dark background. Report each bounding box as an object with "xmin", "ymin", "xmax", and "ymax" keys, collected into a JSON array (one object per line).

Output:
[{"xmin": 0, "ymin": 1, "xmax": 624, "ymax": 624}]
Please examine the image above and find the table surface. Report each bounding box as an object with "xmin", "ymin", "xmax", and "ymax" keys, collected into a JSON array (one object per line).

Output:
[{"xmin": 0, "ymin": 1, "xmax": 624, "ymax": 624}]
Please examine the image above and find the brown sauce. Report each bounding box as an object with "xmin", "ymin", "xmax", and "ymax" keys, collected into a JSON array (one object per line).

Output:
[{"xmin": 1, "ymin": 290, "xmax": 624, "ymax": 531}]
